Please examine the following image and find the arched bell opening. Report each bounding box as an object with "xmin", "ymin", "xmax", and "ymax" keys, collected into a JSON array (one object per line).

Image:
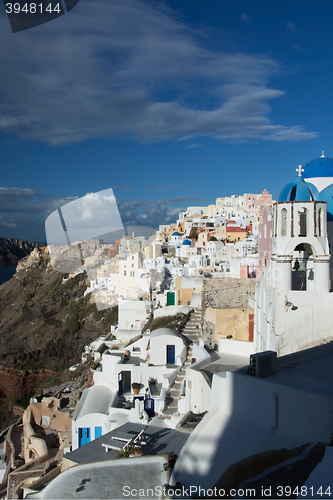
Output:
[
  {"xmin": 281, "ymin": 208, "xmax": 287, "ymax": 237},
  {"xmin": 318, "ymin": 207, "xmax": 322, "ymax": 237},
  {"xmin": 298, "ymin": 207, "xmax": 308, "ymax": 237},
  {"xmin": 291, "ymin": 243, "xmax": 314, "ymax": 291}
]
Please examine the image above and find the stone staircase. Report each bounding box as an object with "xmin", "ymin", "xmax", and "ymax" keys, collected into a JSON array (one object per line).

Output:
[{"xmin": 162, "ymin": 308, "xmax": 202, "ymax": 418}]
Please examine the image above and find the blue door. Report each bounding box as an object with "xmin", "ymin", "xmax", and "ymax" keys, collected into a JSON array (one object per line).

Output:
[
  {"xmin": 78, "ymin": 427, "xmax": 91, "ymax": 447},
  {"xmin": 118, "ymin": 372, "xmax": 123, "ymax": 395},
  {"xmin": 144, "ymin": 397, "xmax": 155, "ymax": 417},
  {"xmin": 95, "ymin": 426, "xmax": 102, "ymax": 439},
  {"xmin": 167, "ymin": 345, "xmax": 175, "ymax": 365}
]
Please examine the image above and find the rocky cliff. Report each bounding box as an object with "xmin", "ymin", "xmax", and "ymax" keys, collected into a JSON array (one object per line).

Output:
[
  {"xmin": 0, "ymin": 247, "xmax": 117, "ymax": 430},
  {"xmin": 0, "ymin": 237, "xmax": 43, "ymax": 266}
]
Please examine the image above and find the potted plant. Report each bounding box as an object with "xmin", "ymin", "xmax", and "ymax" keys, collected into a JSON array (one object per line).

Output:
[
  {"xmin": 149, "ymin": 377, "xmax": 157, "ymax": 385},
  {"xmin": 132, "ymin": 382, "xmax": 141, "ymax": 395},
  {"xmin": 132, "ymin": 446, "xmax": 142, "ymax": 456},
  {"xmin": 117, "ymin": 446, "xmax": 132, "ymax": 458}
]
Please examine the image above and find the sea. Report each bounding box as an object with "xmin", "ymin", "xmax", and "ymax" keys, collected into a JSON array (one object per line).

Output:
[{"xmin": 0, "ymin": 265, "xmax": 17, "ymax": 285}]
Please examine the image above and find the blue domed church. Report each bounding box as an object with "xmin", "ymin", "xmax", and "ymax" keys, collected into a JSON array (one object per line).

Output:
[
  {"xmin": 254, "ymin": 154, "xmax": 333, "ymax": 357},
  {"xmin": 303, "ymin": 152, "xmax": 333, "ymax": 193},
  {"xmin": 301, "ymin": 153, "xmax": 333, "ymax": 276}
]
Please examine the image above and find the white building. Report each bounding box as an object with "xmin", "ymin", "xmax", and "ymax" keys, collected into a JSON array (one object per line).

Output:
[
  {"xmin": 168, "ymin": 231, "xmax": 184, "ymax": 247},
  {"xmin": 172, "ymin": 343, "xmax": 333, "ymax": 492},
  {"xmin": 71, "ymin": 385, "xmax": 116, "ymax": 449},
  {"xmin": 255, "ymin": 168, "xmax": 333, "ymax": 356},
  {"xmin": 116, "ymin": 297, "xmax": 153, "ymax": 340},
  {"xmin": 175, "ymin": 239, "xmax": 198, "ymax": 259}
]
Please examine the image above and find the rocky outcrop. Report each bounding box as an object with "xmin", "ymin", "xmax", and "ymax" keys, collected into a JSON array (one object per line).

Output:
[
  {"xmin": 16, "ymin": 246, "xmax": 50, "ymax": 272},
  {"xmin": 0, "ymin": 238, "xmax": 43, "ymax": 266},
  {"xmin": 0, "ymin": 254, "xmax": 116, "ymax": 371}
]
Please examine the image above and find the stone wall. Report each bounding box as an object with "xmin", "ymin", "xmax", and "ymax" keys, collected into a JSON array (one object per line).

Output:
[
  {"xmin": 202, "ymin": 278, "xmax": 256, "ymax": 345},
  {"xmin": 202, "ymin": 278, "xmax": 256, "ymax": 311},
  {"xmin": 205, "ymin": 307, "xmax": 254, "ymax": 344},
  {"xmin": 7, "ymin": 453, "xmax": 50, "ymax": 499}
]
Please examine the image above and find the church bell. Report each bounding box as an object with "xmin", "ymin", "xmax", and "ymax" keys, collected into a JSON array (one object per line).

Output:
[{"xmin": 293, "ymin": 259, "xmax": 306, "ymax": 271}]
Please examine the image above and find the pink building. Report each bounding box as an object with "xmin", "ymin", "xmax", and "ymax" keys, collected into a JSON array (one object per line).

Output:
[
  {"xmin": 244, "ymin": 190, "xmax": 273, "ymax": 213},
  {"xmin": 256, "ymin": 205, "xmax": 273, "ymax": 280}
]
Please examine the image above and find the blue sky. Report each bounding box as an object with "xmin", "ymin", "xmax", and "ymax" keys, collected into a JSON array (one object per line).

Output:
[{"xmin": 0, "ymin": 0, "xmax": 332, "ymax": 242}]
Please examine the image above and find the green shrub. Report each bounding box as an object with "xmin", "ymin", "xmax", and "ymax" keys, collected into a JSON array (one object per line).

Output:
[
  {"xmin": 117, "ymin": 447, "xmax": 132, "ymax": 458},
  {"xmin": 66, "ymin": 315, "xmax": 80, "ymax": 333},
  {"xmin": 149, "ymin": 314, "xmax": 182, "ymax": 332},
  {"xmin": 63, "ymin": 272, "xmax": 87, "ymax": 290}
]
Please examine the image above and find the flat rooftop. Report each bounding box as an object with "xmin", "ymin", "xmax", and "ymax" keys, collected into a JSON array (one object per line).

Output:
[
  {"xmin": 192, "ymin": 351, "xmax": 249, "ymax": 383},
  {"xmin": 270, "ymin": 342, "xmax": 333, "ymax": 396},
  {"xmin": 64, "ymin": 422, "xmax": 189, "ymax": 465},
  {"xmin": 26, "ymin": 456, "xmax": 168, "ymax": 499}
]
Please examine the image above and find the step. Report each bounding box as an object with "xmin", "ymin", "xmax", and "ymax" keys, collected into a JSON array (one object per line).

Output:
[
  {"xmin": 163, "ymin": 406, "xmax": 179, "ymax": 414},
  {"xmin": 169, "ymin": 397, "xmax": 180, "ymax": 403},
  {"xmin": 164, "ymin": 405, "xmax": 178, "ymax": 413},
  {"xmin": 172, "ymin": 384, "xmax": 182, "ymax": 390}
]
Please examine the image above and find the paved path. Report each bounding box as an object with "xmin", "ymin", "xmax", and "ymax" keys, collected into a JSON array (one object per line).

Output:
[{"xmin": 162, "ymin": 308, "xmax": 202, "ymax": 418}]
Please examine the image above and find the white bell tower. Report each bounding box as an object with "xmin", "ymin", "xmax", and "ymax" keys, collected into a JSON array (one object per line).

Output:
[
  {"xmin": 254, "ymin": 170, "xmax": 333, "ymax": 357},
  {"xmin": 272, "ymin": 199, "xmax": 330, "ymax": 293}
]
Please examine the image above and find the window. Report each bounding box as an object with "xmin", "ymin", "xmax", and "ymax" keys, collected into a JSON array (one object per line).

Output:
[
  {"xmin": 298, "ymin": 208, "xmax": 307, "ymax": 237},
  {"xmin": 318, "ymin": 208, "xmax": 322, "ymax": 236},
  {"xmin": 281, "ymin": 208, "xmax": 287, "ymax": 237},
  {"xmin": 124, "ymin": 270, "xmax": 126, "ymax": 276}
]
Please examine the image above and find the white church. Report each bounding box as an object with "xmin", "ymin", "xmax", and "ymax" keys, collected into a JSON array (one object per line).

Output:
[{"xmin": 255, "ymin": 153, "xmax": 333, "ymax": 356}]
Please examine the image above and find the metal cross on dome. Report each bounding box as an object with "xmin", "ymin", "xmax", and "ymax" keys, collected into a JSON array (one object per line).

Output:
[{"xmin": 296, "ymin": 165, "xmax": 304, "ymax": 177}]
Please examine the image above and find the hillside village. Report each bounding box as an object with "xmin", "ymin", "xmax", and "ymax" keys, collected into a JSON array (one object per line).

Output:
[{"xmin": 3, "ymin": 154, "xmax": 333, "ymax": 498}]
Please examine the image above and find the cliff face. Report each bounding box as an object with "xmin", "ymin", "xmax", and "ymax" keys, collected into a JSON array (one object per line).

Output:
[
  {"xmin": 0, "ymin": 367, "xmax": 53, "ymax": 399},
  {"xmin": 0, "ymin": 247, "xmax": 117, "ymax": 429},
  {"xmin": 0, "ymin": 237, "xmax": 43, "ymax": 266},
  {"xmin": 0, "ymin": 248, "xmax": 117, "ymax": 371}
]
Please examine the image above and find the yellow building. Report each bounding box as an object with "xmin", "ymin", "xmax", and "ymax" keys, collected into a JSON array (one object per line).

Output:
[{"xmin": 175, "ymin": 276, "xmax": 203, "ymax": 305}]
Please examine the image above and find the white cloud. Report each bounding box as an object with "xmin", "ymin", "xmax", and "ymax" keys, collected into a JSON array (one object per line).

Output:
[
  {"xmin": 0, "ymin": 187, "xmax": 42, "ymax": 199},
  {"xmin": 241, "ymin": 13, "xmax": 250, "ymax": 22},
  {"xmin": 45, "ymin": 189, "xmax": 123, "ymax": 245},
  {"xmin": 117, "ymin": 196, "xmax": 201, "ymax": 229},
  {"xmin": 0, "ymin": 0, "xmax": 315, "ymax": 145},
  {"xmin": 0, "ymin": 187, "xmax": 77, "ymax": 241},
  {"xmin": 186, "ymin": 144, "xmax": 205, "ymax": 149},
  {"xmin": 0, "ymin": 184, "xmax": 198, "ymax": 241},
  {"xmin": 287, "ymin": 22, "xmax": 298, "ymax": 33}
]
